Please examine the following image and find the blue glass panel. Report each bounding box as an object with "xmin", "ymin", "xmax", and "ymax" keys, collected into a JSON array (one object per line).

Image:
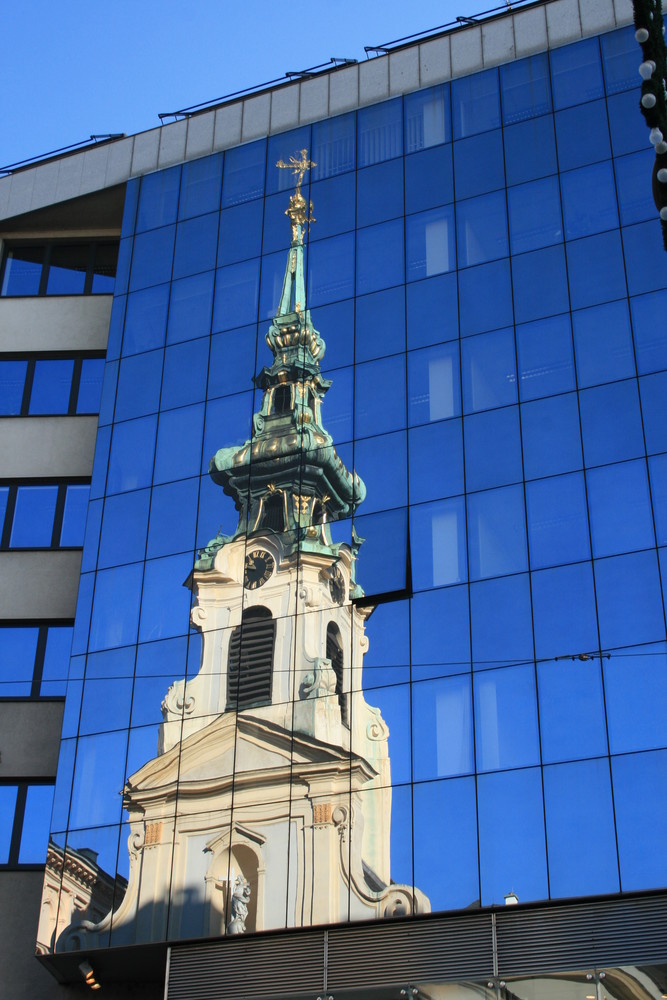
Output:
[
  {"xmin": 28, "ymin": 359, "xmax": 73, "ymax": 414},
  {"xmin": 405, "ymin": 145, "xmax": 454, "ymax": 215},
  {"xmin": 107, "ymin": 415, "xmax": 157, "ymax": 494},
  {"xmin": 501, "ymin": 53, "xmax": 551, "ymax": 124},
  {"xmin": 259, "ymin": 192, "xmax": 292, "ymax": 255},
  {"xmin": 167, "ymin": 271, "xmax": 214, "ymax": 345},
  {"xmin": 114, "ymin": 238, "xmax": 132, "ymax": 298},
  {"xmin": 474, "ymin": 665, "xmax": 540, "ymax": 770},
  {"xmin": 358, "ymin": 98, "xmax": 402, "ymax": 166},
  {"xmin": 352, "ymin": 507, "xmax": 407, "ymax": 595},
  {"xmin": 71, "ymin": 571, "xmax": 94, "ymax": 654},
  {"xmin": 266, "ymin": 127, "xmax": 312, "ymax": 193},
  {"xmin": 129, "ymin": 225, "xmax": 175, "ymax": 291},
  {"xmin": 212, "ymin": 259, "xmax": 260, "ymax": 330},
  {"xmin": 10, "ymin": 485, "xmax": 58, "ymax": 547},
  {"xmin": 355, "ymin": 286, "xmax": 405, "ymax": 362},
  {"xmin": 650, "ymin": 454, "xmax": 667, "ymax": 545},
  {"xmin": 623, "ymin": 219, "xmax": 667, "ymax": 296},
  {"xmin": 78, "ymin": 676, "xmax": 133, "ymax": 735},
  {"xmin": 316, "ymin": 299, "xmax": 354, "ymax": 373},
  {"xmin": 458, "ymin": 258, "xmax": 513, "ymax": 338},
  {"xmin": 640, "ymin": 371, "xmax": 667, "ymax": 454},
  {"xmin": 572, "ymin": 300, "xmax": 635, "ymax": 387},
  {"xmin": 105, "ymin": 295, "xmax": 126, "ymax": 361},
  {"xmin": 172, "ymin": 212, "xmax": 218, "ymax": 280},
  {"xmin": 604, "ymin": 643, "xmax": 667, "ymax": 753},
  {"xmin": 631, "ymin": 288, "xmax": 667, "ymax": 374},
  {"xmin": 408, "ymin": 342, "xmax": 460, "ymax": 425},
  {"xmin": 516, "ymin": 313, "xmax": 575, "ymax": 401},
  {"xmin": 90, "ymin": 424, "xmax": 111, "ymax": 499},
  {"xmin": 178, "ymin": 152, "xmax": 222, "ymax": 220},
  {"xmin": 258, "ymin": 247, "xmax": 288, "ymax": 320},
  {"xmin": 208, "ymin": 326, "xmax": 258, "ymax": 399},
  {"xmin": 452, "ymin": 68, "xmax": 501, "ymax": 139},
  {"xmin": 538, "ymin": 657, "xmax": 608, "ymax": 763},
  {"xmin": 60, "ymin": 485, "xmax": 89, "ymax": 547},
  {"xmin": 613, "ymin": 750, "xmax": 667, "ymax": 890},
  {"xmin": 601, "ymin": 25, "xmax": 639, "ymax": 94},
  {"xmin": 221, "ymin": 139, "xmax": 266, "ymax": 207},
  {"xmin": 579, "ymin": 379, "xmax": 644, "ymax": 466},
  {"xmin": 464, "ymin": 406, "xmax": 522, "ymax": 492},
  {"xmin": 308, "ymin": 233, "xmax": 354, "ymax": 306},
  {"xmin": 457, "ymin": 190, "xmax": 508, "ymax": 268},
  {"xmin": 409, "ymin": 419, "xmax": 464, "ymax": 504},
  {"xmin": 354, "ymin": 432, "xmax": 407, "ymax": 514},
  {"xmin": 0, "ymin": 786, "xmax": 17, "ymax": 862},
  {"xmin": 405, "ymin": 84, "xmax": 450, "ymax": 152},
  {"xmin": 76, "ymin": 358, "xmax": 105, "ymax": 414},
  {"xmin": 312, "ymin": 112, "xmax": 355, "ymax": 179},
  {"xmin": 587, "ymin": 460, "xmax": 654, "ymax": 557},
  {"xmin": 550, "ymin": 36, "xmax": 604, "ymax": 109},
  {"xmin": 0, "ymin": 360, "xmax": 27, "ymax": 414},
  {"xmin": 1, "ymin": 248, "xmax": 43, "ymax": 295},
  {"xmin": 568, "ymin": 228, "xmax": 626, "ymax": 307},
  {"xmin": 532, "ymin": 561, "xmax": 598, "ymax": 659},
  {"xmin": 562, "ymin": 161, "xmax": 619, "ymax": 239},
  {"xmin": 406, "ymin": 205, "xmax": 456, "ymax": 280},
  {"xmin": 136, "ymin": 166, "xmax": 180, "ymax": 231},
  {"xmin": 453, "ymin": 130, "xmax": 505, "ymax": 200},
  {"xmin": 89, "ymin": 563, "xmax": 144, "ymax": 651},
  {"xmin": 544, "ymin": 758, "xmax": 619, "ymax": 897},
  {"xmin": 467, "ymin": 485, "xmax": 528, "ymax": 580},
  {"xmin": 122, "ymin": 283, "xmax": 170, "ymax": 355},
  {"xmin": 139, "ymin": 553, "xmax": 193, "ymax": 642},
  {"xmin": 136, "ymin": 635, "xmax": 188, "ymax": 678},
  {"xmin": 357, "ymin": 158, "xmax": 404, "ymax": 227},
  {"xmin": 477, "ymin": 768, "xmax": 548, "ymax": 905},
  {"xmin": 41, "ymin": 626, "xmax": 73, "ymax": 692},
  {"xmin": 355, "ymin": 354, "xmax": 405, "ymax": 438},
  {"xmin": 363, "ymin": 599, "xmax": 409, "ymax": 690},
  {"xmin": 161, "ymin": 337, "xmax": 209, "ymax": 410},
  {"xmin": 98, "ymin": 360, "xmax": 118, "ymax": 426},
  {"xmin": 526, "ymin": 473, "xmax": 590, "ymax": 569},
  {"xmin": 470, "ymin": 573, "xmax": 534, "ymax": 669},
  {"xmin": 407, "ymin": 272, "xmax": 459, "ymax": 348},
  {"xmin": 153, "ymin": 403, "xmax": 205, "ymax": 485},
  {"xmin": 411, "ymin": 584, "xmax": 470, "ymax": 681},
  {"xmin": 202, "ymin": 392, "xmax": 254, "ymax": 465},
  {"xmin": 413, "ymin": 675, "xmax": 473, "ymax": 780},
  {"xmin": 555, "ymin": 100, "xmax": 611, "ymax": 171},
  {"xmin": 410, "ymin": 497, "xmax": 467, "ymax": 590},
  {"xmin": 69, "ymin": 731, "xmax": 128, "ymax": 828},
  {"xmin": 615, "ymin": 148, "xmax": 657, "ymax": 226},
  {"xmin": 45, "ymin": 245, "xmax": 87, "ymax": 295},
  {"xmin": 597, "ymin": 550, "xmax": 665, "ymax": 650},
  {"xmin": 309, "ymin": 173, "xmax": 355, "ymax": 241},
  {"xmin": 147, "ymin": 477, "xmax": 198, "ymax": 559},
  {"xmin": 461, "ymin": 327, "xmax": 517, "ymax": 413},
  {"xmin": 0, "ymin": 486, "xmax": 8, "ymax": 535},
  {"xmin": 512, "ymin": 245, "xmax": 569, "ymax": 324},
  {"xmin": 98, "ymin": 489, "xmax": 150, "ymax": 568},
  {"xmin": 114, "ymin": 349, "xmax": 163, "ymax": 421},
  {"xmin": 504, "ymin": 114, "xmax": 557, "ymax": 185},
  {"xmin": 608, "ymin": 89, "xmax": 649, "ymax": 156},
  {"xmin": 414, "ymin": 778, "xmax": 479, "ymax": 911},
  {"xmin": 0, "ymin": 626, "xmax": 38, "ymax": 695},
  {"xmin": 356, "ymin": 219, "xmax": 404, "ymax": 294},
  {"xmin": 508, "ymin": 175, "xmax": 562, "ymax": 254}
]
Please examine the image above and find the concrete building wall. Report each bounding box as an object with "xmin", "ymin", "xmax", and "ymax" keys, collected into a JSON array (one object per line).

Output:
[{"xmin": 0, "ymin": 295, "xmax": 112, "ymax": 353}]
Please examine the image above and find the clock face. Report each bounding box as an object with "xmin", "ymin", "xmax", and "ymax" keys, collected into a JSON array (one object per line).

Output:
[
  {"xmin": 329, "ymin": 565, "xmax": 346, "ymax": 605},
  {"xmin": 244, "ymin": 549, "xmax": 275, "ymax": 589}
]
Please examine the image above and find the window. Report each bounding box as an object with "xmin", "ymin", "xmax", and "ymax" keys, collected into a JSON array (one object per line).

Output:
[
  {"xmin": 327, "ymin": 623, "xmax": 347, "ymax": 725},
  {"xmin": 227, "ymin": 606, "xmax": 275, "ymax": 711},
  {"xmin": 0, "ymin": 241, "xmax": 118, "ymax": 296},
  {"xmin": 0, "ymin": 623, "xmax": 72, "ymax": 697},
  {"xmin": 0, "ymin": 482, "xmax": 90, "ymax": 549},
  {"xmin": 0, "ymin": 356, "xmax": 105, "ymax": 415},
  {"xmin": 0, "ymin": 783, "xmax": 54, "ymax": 866},
  {"xmin": 260, "ymin": 493, "xmax": 285, "ymax": 532},
  {"xmin": 273, "ymin": 385, "xmax": 292, "ymax": 414}
]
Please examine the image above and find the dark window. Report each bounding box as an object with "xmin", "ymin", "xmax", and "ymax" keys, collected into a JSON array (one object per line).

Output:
[
  {"xmin": 261, "ymin": 493, "xmax": 285, "ymax": 532},
  {"xmin": 0, "ymin": 482, "xmax": 90, "ymax": 550},
  {"xmin": 0, "ymin": 782, "xmax": 54, "ymax": 867},
  {"xmin": 273, "ymin": 385, "xmax": 292, "ymax": 413},
  {"xmin": 312, "ymin": 500, "xmax": 325, "ymax": 525},
  {"xmin": 327, "ymin": 623, "xmax": 347, "ymax": 726},
  {"xmin": 0, "ymin": 242, "xmax": 118, "ymax": 297},
  {"xmin": 227, "ymin": 606, "xmax": 275, "ymax": 711}
]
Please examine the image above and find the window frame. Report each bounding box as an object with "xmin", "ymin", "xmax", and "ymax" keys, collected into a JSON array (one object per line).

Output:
[
  {"xmin": 0, "ymin": 620, "xmax": 73, "ymax": 700},
  {"xmin": 0, "ymin": 479, "xmax": 91, "ymax": 551},
  {"xmin": 0, "ymin": 352, "xmax": 106, "ymax": 416},
  {"xmin": 0, "ymin": 239, "xmax": 118, "ymax": 298},
  {"xmin": 0, "ymin": 780, "xmax": 55, "ymax": 869}
]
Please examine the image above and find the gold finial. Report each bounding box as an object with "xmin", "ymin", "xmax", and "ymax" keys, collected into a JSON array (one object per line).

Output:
[
  {"xmin": 276, "ymin": 148, "xmax": 316, "ymax": 196},
  {"xmin": 276, "ymin": 149, "xmax": 317, "ymax": 244}
]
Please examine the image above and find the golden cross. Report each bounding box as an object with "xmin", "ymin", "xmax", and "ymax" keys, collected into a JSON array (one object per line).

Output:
[{"xmin": 276, "ymin": 149, "xmax": 316, "ymax": 195}]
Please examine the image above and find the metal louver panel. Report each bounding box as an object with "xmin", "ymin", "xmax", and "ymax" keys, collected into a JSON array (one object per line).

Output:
[{"xmin": 227, "ymin": 608, "xmax": 275, "ymax": 711}]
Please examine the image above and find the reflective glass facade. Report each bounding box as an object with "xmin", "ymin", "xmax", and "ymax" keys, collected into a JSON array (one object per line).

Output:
[{"xmin": 41, "ymin": 24, "xmax": 667, "ymax": 955}]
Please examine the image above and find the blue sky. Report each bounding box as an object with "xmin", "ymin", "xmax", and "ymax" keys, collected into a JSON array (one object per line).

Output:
[{"xmin": 3, "ymin": 0, "xmax": 488, "ymax": 167}]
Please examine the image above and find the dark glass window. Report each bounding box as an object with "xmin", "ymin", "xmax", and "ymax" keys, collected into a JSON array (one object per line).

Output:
[
  {"xmin": 405, "ymin": 84, "xmax": 450, "ymax": 152},
  {"xmin": 550, "ymin": 36, "xmax": 604, "ymax": 110},
  {"xmin": 1, "ymin": 482, "xmax": 89, "ymax": 550},
  {"xmin": 0, "ymin": 783, "xmax": 54, "ymax": 867},
  {"xmin": 227, "ymin": 606, "xmax": 275, "ymax": 711},
  {"xmin": 0, "ymin": 241, "xmax": 118, "ymax": 297},
  {"xmin": 358, "ymin": 98, "xmax": 403, "ymax": 166},
  {"xmin": 500, "ymin": 53, "xmax": 551, "ymax": 124},
  {"xmin": 0, "ymin": 355, "xmax": 104, "ymax": 417},
  {"xmin": 312, "ymin": 113, "xmax": 356, "ymax": 179},
  {"xmin": 452, "ymin": 68, "xmax": 501, "ymax": 139}
]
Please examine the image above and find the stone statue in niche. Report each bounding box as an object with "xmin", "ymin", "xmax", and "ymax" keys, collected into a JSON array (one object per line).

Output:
[{"xmin": 227, "ymin": 877, "xmax": 251, "ymax": 935}]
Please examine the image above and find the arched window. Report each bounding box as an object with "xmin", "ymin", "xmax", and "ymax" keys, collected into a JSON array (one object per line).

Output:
[
  {"xmin": 311, "ymin": 499, "xmax": 325, "ymax": 525},
  {"xmin": 261, "ymin": 493, "xmax": 284, "ymax": 532},
  {"xmin": 326, "ymin": 622, "xmax": 347, "ymax": 726},
  {"xmin": 273, "ymin": 385, "xmax": 291, "ymax": 414},
  {"xmin": 227, "ymin": 607, "xmax": 275, "ymax": 711}
]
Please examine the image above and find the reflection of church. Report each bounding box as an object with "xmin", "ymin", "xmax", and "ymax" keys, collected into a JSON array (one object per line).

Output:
[{"xmin": 66, "ymin": 153, "xmax": 429, "ymax": 949}]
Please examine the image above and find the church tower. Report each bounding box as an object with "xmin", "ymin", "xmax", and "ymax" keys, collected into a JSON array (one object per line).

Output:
[{"xmin": 62, "ymin": 153, "xmax": 429, "ymax": 951}]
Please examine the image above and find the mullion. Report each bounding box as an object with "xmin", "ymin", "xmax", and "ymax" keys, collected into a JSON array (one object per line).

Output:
[
  {"xmin": 83, "ymin": 244, "xmax": 95, "ymax": 295},
  {"xmin": 20, "ymin": 360, "xmax": 35, "ymax": 415},
  {"xmin": 31, "ymin": 626, "xmax": 48, "ymax": 698},
  {"xmin": 8, "ymin": 784, "xmax": 27, "ymax": 866},
  {"xmin": 1, "ymin": 486, "xmax": 17, "ymax": 549},
  {"xmin": 37, "ymin": 244, "xmax": 52, "ymax": 296},
  {"xmin": 68, "ymin": 359, "xmax": 83, "ymax": 414},
  {"xmin": 50, "ymin": 484, "xmax": 67, "ymax": 548}
]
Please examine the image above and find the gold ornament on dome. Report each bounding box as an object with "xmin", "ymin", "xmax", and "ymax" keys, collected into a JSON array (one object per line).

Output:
[{"xmin": 276, "ymin": 148, "xmax": 316, "ymax": 242}]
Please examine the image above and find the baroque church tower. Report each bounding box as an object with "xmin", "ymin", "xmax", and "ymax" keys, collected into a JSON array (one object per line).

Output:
[{"xmin": 63, "ymin": 153, "xmax": 429, "ymax": 950}]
